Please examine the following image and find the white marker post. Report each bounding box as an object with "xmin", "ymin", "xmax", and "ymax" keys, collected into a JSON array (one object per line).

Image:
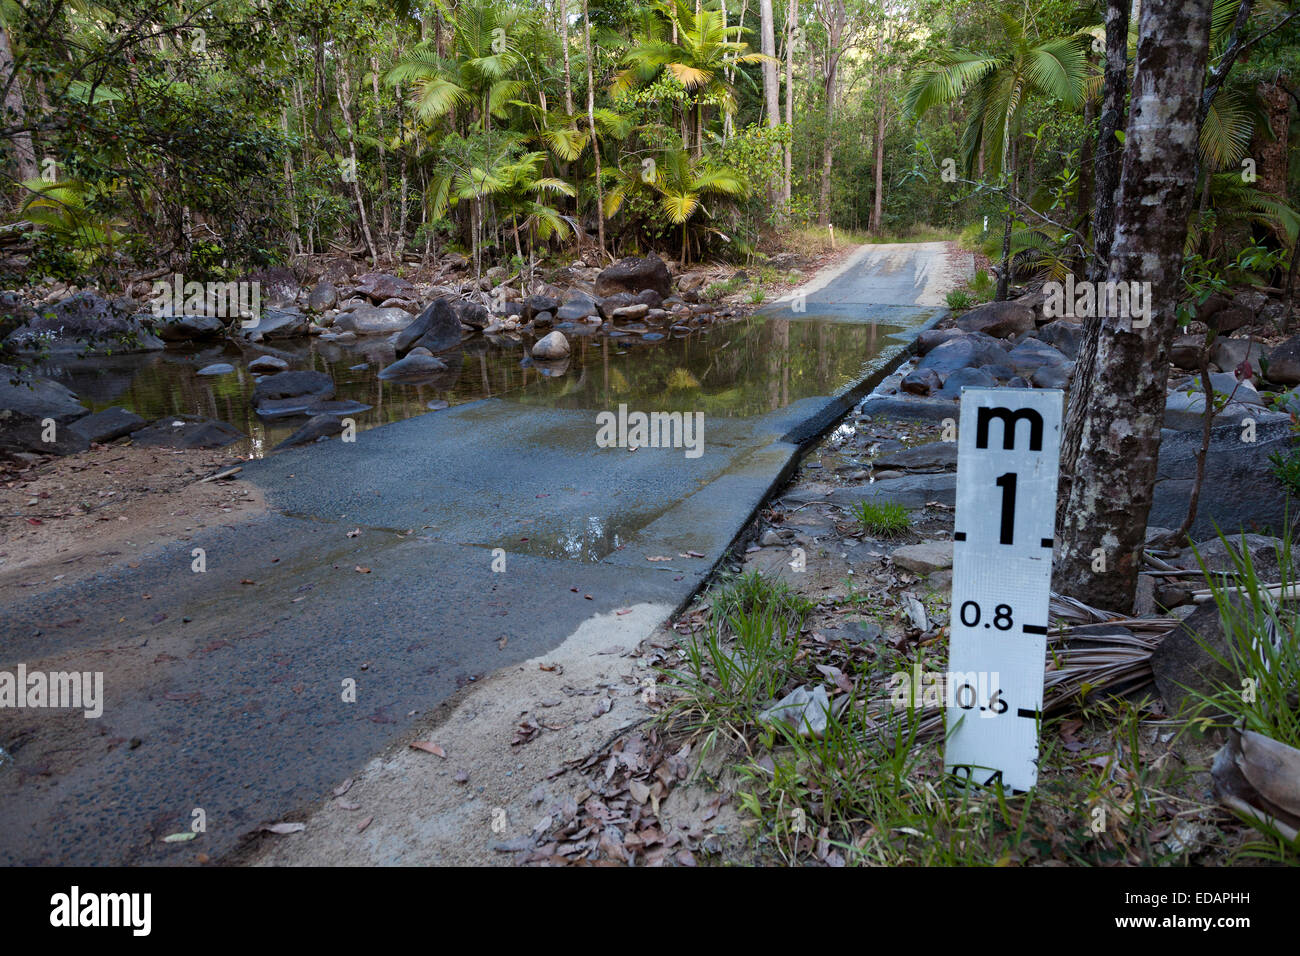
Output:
[{"xmin": 945, "ymin": 388, "xmax": 1063, "ymax": 793}]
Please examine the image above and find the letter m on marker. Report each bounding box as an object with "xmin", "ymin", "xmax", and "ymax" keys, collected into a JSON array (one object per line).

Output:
[{"xmin": 975, "ymin": 406, "xmax": 1044, "ymax": 451}]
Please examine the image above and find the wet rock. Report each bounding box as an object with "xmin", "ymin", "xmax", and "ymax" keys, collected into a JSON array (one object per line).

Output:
[
  {"xmin": 273, "ymin": 413, "xmax": 345, "ymax": 451},
  {"xmin": 955, "ymin": 301, "xmax": 1035, "ymax": 338},
  {"xmin": 240, "ymin": 307, "xmax": 309, "ymax": 341},
  {"xmin": 248, "ymin": 355, "xmax": 290, "ymax": 373},
  {"xmin": 532, "ymin": 311, "xmax": 554, "ymax": 328},
  {"xmin": 857, "ymin": 394, "xmax": 958, "ymax": 422},
  {"xmin": 814, "ymin": 472, "xmax": 957, "ymax": 509},
  {"xmin": 196, "ymin": 363, "xmax": 236, "ymax": 376},
  {"xmin": 939, "ymin": 366, "xmax": 996, "ymax": 396},
  {"xmin": 532, "ymin": 331, "xmax": 570, "ymax": 360},
  {"xmin": 334, "ymin": 304, "xmax": 415, "ymax": 335},
  {"xmin": 132, "ymin": 415, "xmax": 244, "ymax": 449},
  {"xmin": 67, "ymin": 406, "xmax": 146, "ymax": 443},
  {"xmin": 307, "ymin": 281, "xmax": 338, "ymax": 313},
  {"xmin": 378, "ymin": 348, "xmax": 449, "ymax": 383},
  {"xmin": 595, "ymin": 254, "xmax": 672, "ymax": 299},
  {"xmin": 252, "ymin": 370, "xmax": 334, "ymax": 404},
  {"xmin": 556, "ymin": 299, "xmax": 598, "ymax": 322},
  {"xmin": 395, "ymin": 299, "xmax": 463, "ymax": 354},
  {"xmin": 255, "ymin": 397, "xmax": 371, "ymax": 420},
  {"xmin": 891, "ymin": 540, "xmax": 954, "ymax": 574},
  {"xmin": 596, "ymin": 292, "xmax": 638, "ymax": 321},
  {"xmin": 634, "ymin": 289, "xmax": 664, "ymax": 310}
]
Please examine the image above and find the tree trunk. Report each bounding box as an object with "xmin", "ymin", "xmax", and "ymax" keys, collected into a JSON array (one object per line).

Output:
[
  {"xmin": 759, "ymin": 0, "xmax": 779, "ymax": 128},
  {"xmin": 816, "ymin": 4, "xmax": 846, "ymax": 228},
  {"xmin": 995, "ymin": 139, "xmax": 1017, "ymax": 300},
  {"xmin": 1088, "ymin": 0, "xmax": 1131, "ymax": 283},
  {"xmin": 336, "ymin": 61, "xmax": 378, "ymax": 266},
  {"xmin": 582, "ymin": 0, "xmax": 606, "ymax": 262},
  {"xmin": 1059, "ymin": 0, "xmax": 1132, "ymax": 527},
  {"xmin": 783, "ymin": 0, "xmax": 795, "ymax": 204},
  {"xmin": 870, "ymin": 102, "xmax": 885, "ymax": 234},
  {"xmin": 1055, "ymin": 0, "xmax": 1214, "ymax": 613},
  {"xmin": 0, "ymin": 25, "xmax": 38, "ymax": 185},
  {"xmin": 561, "ymin": 0, "xmax": 574, "ymax": 117}
]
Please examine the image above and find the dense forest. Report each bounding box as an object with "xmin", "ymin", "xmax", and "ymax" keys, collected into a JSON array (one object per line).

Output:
[{"xmin": 2, "ymin": 0, "xmax": 1289, "ymax": 292}]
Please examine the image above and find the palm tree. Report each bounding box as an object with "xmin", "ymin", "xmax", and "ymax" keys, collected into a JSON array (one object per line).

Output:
[
  {"xmin": 607, "ymin": 145, "xmax": 747, "ymax": 263},
  {"xmin": 386, "ymin": 0, "xmax": 525, "ymax": 134},
  {"xmin": 613, "ymin": 0, "xmax": 768, "ymax": 158},
  {"xmin": 904, "ymin": 13, "xmax": 1089, "ymax": 299}
]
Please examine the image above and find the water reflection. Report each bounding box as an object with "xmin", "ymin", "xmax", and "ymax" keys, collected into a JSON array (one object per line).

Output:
[{"xmin": 31, "ymin": 315, "xmax": 914, "ymax": 456}]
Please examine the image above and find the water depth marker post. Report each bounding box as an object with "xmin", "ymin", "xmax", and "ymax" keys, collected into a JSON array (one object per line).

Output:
[{"xmin": 944, "ymin": 387, "xmax": 1063, "ymax": 794}]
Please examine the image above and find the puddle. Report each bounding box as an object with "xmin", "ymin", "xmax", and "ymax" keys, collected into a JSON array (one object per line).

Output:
[{"xmin": 32, "ymin": 312, "xmax": 931, "ymax": 458}]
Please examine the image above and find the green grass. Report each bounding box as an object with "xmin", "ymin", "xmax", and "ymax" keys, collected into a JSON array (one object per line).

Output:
[
  {"xmin": 945, "ymin": 290, "xmax": 972, "ymax": 311},
  {"xmin": 851, "ymin": 499, "xmax": 911, "ymax": 538},
  {"xmin": 1182, "ymin": 529, "xmax": 1300, "ymax": 862}
]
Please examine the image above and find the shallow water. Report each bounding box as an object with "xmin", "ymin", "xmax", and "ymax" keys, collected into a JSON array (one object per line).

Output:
[{"xmin": 31, "ymin": 314, "xmax": 918, "ymax": 457}]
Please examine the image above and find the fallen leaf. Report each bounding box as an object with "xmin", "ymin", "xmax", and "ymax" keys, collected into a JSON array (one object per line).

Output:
[
  {"xmin": 354, "ymin": 566, "xmax": 371, "ymax": 574},
  {"xmin": 333, "ymin": 778, "xmax": 354, "ymax": 797},
  {"xmin": 410, "ymin": 741, "xmax": 446, "ymax": 758},
  {"xmin": 162, "ymin": 832, "xmax": 196, "ymax": 843},
  {"xmin": 347, "ymin": 528, "xmax": 361, "ymax": 538},
  {"xmin": 356, "ymin": 816, "xmax": 373, "ymax": 833},
  {"xmin": 646, "ymin": 556, "xmax": 673, "ymax": 562}
]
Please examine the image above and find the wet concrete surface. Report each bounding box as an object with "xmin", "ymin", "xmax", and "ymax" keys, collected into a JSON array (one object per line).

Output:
[{"xmin": 0, "ymin": 247, "xmax": 949, "ymax": 865}]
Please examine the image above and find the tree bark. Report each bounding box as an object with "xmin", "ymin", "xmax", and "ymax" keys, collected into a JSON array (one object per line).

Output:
[
  {"xmin": 870, "ymin": 102, "xmax": 885, "ymax": 234},
  {"xmin": 0, "ymin": 25, "xmax": 38, "ymax": 185},
  {"xmin": 1055, "ymin": 0, "xmax": 1214, "ymax": 613},
  {"xmin": 759, "ymin": 0, "xmax": 779, "ymax": 128},
  {"xmin": 816, "ymin": 2, "xmax": 846, "ymax": 227},
  {"xmin": 783, "ymin": 0, "xmax": 795, "ymax": 204},
  {"xmin": 336, "ymin": 60, "xmax": 378, "ymax": 266},
  {"xmin": 1059, "ymin": 0, "xmax": 1131, "ymax": 527},
  {"xmin": 581, "ymin": 0, "xmax": 606, "ymax": 262},
  {"xmin": 561, "ymin": 0, "xmax": 574, "ymax": 117}
]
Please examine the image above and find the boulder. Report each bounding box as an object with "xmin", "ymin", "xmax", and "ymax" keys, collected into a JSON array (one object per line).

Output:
[
  {"xmin": 0, "ymin": 408, "xmax": 89, "ymax": 456},
  {"xmin": 196, "ymin": 363, "xmax": 236, "ymax": 376},
  {"xmin": 955, "ymin": 300, "xmax": 1035, "ymax": 338},
  {"xmin": 611, "ymin": 303, "xmax": 650, "ymax": 322},
  {"xmin": 245, "ymin": 266, "xmax": 300, "ymax": 308},
  {"xmin": 1148, "ymin": 420, "xmax": 1296, "ymax": 537},
  {"xmin": 634, "ymin": 289, "xmax": 665, "ymax": 310},
  {"xmin": 1178, "ymin": 533, "xmax": 1298, "ymax": 583},
  {"xmin": 395, "ymin": 299, "xmax": 463, "ymax": 354},
  {"xmin": 254, "ymin": 397, "xmax": 371, "ymax": 420},
  {"xmin": 1150, "ymin": 600, "xmax": 1239, "ymax": 717},
  {"xmin": 1231, "ymin": 289, "xmax": 1270, "ymax": 317},
  {"xmin": 252, "ymin": 370, "xmax": 334, "ymax": 404},
  {"xmin": 238, "ymin": 307, "xmax": 309, "ymax": 341},
  {"xmin": 1196, "ymin": 292, "xmax": 1231, "ymax": 323},
  {"xmin": 156, "ymin": 314, "xmax": 225, "ymax": 342},
  {"xmin": 1007, "ymin": 338, "xmax": 1067, "ymax": 372},
  {"xmin": 1258, "ymin": 299, "xmax": 1290, "ymax": 331},
  {"xmin": 522, "ymin": 295, "xmax": 562, "ymax": 322},
  {"xmin": 873, "ymin": 441, "xmax": 957, "ymax": 472},
  {"xmin": 1211, "ymin": 306, "xmax": 1254, "ymax": 334},
  {"xmin": 456, "ymin": 300, "xmax": 490, "ymax": 329},
  {"xmin": 597, "ymin": 292, "xmax": 638, "ymax": 321},
  {"xmin": 916, "ymin": 328, "xmax": 966, "ymax": 355},
  {"xmin": 532, "ymin": 331, "xmax": 570, "ymax": 360},
  {"xmin": 939, "ymin": 366, "xmax": 996, "ymax": 396},
  {"xmin": 595, "ymin": 255, "xmax": 672, "ymax": 299},
  {"xmin": 248, "ymin": 355, "xmax": 290, "ymax": 373},
  {"xmin": 916, "ymin": 334, "xmax": 1007, "ymax": 375},
  {"xmin": 1170, "ymin": 333, "xmax": 1208, "ymax": 371},
  {"xmin": 273, "ymin": 413, "xmax": 346, "ymax": 451},
  {"xmin": 6, "ymin": 291, "xmax": 164, "ymax": 353},
  {"xmin": 1265, "ymin": 335, "xmax": 1300, "ymax": 385},
  {"xmin": 333, "ymin": 304, "xmax": 415, "ymax": 335},
  {"xmin": 67, "ymin": 406, "xmax": 146, "ymax": 443},
  {"xmin": 132, "ymin": 415, "xmax": 244, "ymax": 449},
  {"xmin": 306, "ymin": 281, "xmax": 338, "ymax": 313},
  {"xmin": 1034, "ymin": 320, "xmax": 1082, "ymax": 359},
  {"xmin": 900, "ymin": 367, "xmax": 942, "ymax": 396},
  {"xmin": 352, "ymin": 272, "xmax": 415, "ymax": 303},
  {"xmin": 378, "ymin": 348, "xmax": 449, "ymax": 383},
  {"xmin": 556, "ymin": 300, "xmax": 597, "ymax": 322},
  {"xmin": 0, "ymin": 366, "xmax": 88, "ymax": 423},
  {"xmin": 1030, "ymin": 364, "xmax": 1071, "ymax": 390}
]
